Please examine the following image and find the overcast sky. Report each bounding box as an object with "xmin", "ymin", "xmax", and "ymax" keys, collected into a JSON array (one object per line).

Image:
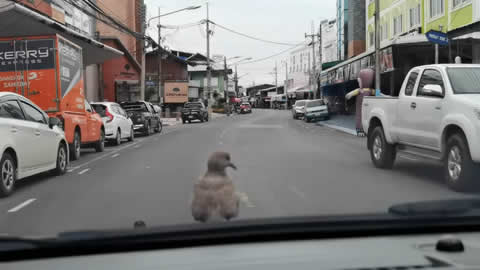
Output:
[{"xmin": 144, "ymin": 0, "xmax": 336, "ymax": 87}]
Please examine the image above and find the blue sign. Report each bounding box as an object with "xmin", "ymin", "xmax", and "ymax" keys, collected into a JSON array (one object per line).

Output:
[{"xmin": 426, "ymin": 30, "xmax": 449, "ymax": 46}]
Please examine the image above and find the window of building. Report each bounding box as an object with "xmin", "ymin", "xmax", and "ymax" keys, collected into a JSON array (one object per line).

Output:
[
  {"xmin": 430, "ymin": 0, "xmax": 444, "ymax": 18},
  {"xmin": 393, "ymin": 14, "xmax": 403, "ymax": 35},
  {"xmin": 452, "ymin": 0, "xmax": 470, "ymax": 9},
  {"xmin": 409, "ymin": 4, "xmax": 421, "ymax": 28}
]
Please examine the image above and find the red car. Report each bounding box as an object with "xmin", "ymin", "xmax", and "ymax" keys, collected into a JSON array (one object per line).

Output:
[{"xmin": 239, "ymin": 103, "xmax": 252, "ymax": 114}]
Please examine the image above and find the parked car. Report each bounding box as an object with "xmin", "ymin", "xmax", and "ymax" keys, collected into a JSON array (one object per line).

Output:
[
  {"xmin": 0, "ymin": 36, "xmax": 105, "ymax": 161},
  {"xmin": 0, "ymin": 92, "xmax": 68, "ymax": 197},
  {"xmin": 91, "ymin": 102, "xmax": 134, "ymax": 145},
  {"xmin": 292, "ymin": 100, "xmax": 307, "ymax": 119},
  {"xmin": 362, "ymin": 64, "xmax": 480, "ymax": 191},
  {"xmin": 239, "ymin": 102, "xmax": 252, "ymax": 114},
  {"xmin": 303, "ymin": 100, "xmax": 329, "ymax": 122},
  {"xmin": 120, "ymin": 101, "xmax": 162, "ymax": 136},
  {"xmin": 150, "ymin": 104, "xmax": 163, "ymax": 134},
  {"xmin": 181, "ymin": 102, "xmax": 209, "ymax": 123}
]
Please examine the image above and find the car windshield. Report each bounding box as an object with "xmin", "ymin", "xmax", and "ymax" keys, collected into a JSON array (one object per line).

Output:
[
  {"xmin": 447, "ymin": 67, "xmax": 480, "ymax": 94},
  {"xmin": 121, "ymin": 102, "xmax": 148, "ymax": 112},
  {"xmin": 2, "ymin": 0, "xmax": 480, "ymax": 244},
  {"xmin": 296, "ymin": 101, "xmax": 306, "ymax": 107},
  {"xmin": 306, "ymin": 100, "xmax": 324, "ymax": 107},
  {"xmin": 185, "ymin": 103, "xmax": 203, "ymax": 108},
  {"xmin": 91, "ymin": 104, "xmax": 106, "ymax": 117}
]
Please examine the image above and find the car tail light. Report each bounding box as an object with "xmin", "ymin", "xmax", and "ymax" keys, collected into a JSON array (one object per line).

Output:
[{"xmin": 105, "ymin": 107, "xmax": 114, "ymax": 123}]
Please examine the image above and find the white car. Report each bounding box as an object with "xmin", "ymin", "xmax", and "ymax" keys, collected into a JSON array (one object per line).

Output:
[
  {"xmin": 303, "ymin": 99, "xmax": 329, "ymax": 122},
  {"xmin": 91, "ymin": 102, "xmax": 134, "ymax": 145},
  {"xmin": 292, "ymin": 100, "xmax": 307, "ymax": 119},
  {"xmin": 0, "ymin": 92, "xmax": 68, "ymax": 197}
]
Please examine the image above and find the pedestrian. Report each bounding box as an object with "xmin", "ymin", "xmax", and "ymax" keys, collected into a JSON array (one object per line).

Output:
[{"xmin": 191, "ymin": 152, "xmax": 239, "ymax": 222}]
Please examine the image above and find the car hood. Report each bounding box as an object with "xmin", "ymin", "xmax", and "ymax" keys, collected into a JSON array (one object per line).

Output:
[{"xmin": 305, "ymin": 105, "xmax": 327, "ymax": 112}]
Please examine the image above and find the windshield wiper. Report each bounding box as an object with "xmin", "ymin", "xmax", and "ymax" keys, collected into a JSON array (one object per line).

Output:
[{"xmin": 389, "ymin": 199, "xmax": 480, "ymax": 216}]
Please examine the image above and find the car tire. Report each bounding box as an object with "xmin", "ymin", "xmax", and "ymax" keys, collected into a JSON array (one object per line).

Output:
[
  {"xmin": 0, "ymin": 152, "xmax": 16, "ymax": 197},
  {"xmin": 95, "ymin": 129, "xmax": 105, "ymax": 152},
  {"xmin": 206, "ymin": 115, "xmax": 209, "ymax": 122},
  {"xmin": 444, "ymin": 133, "xmax": 477, "ymax": 191},
  {"xmin": 70, "ymin": 131, "xmax": 81, "ymax": 161},
  {"xmin": 128, "ymin": 126, "xmax": 134, "ymax": 142},
  {"xmin": 369, "ymin": 126, "xmax": 396, "ymax": 169},
  {"xmin": 304, "ymin": 117, "xmax": 309, "ymax": 123},
  {"xmin": 115, "ymin": 128, "xmax": 122, "ymax": 146},
  {"xmin": 182, "ymin": 119, "xmax": 186, "ymax": 124},
  {"xmin": 200, "ymin": 116, "xmax": 204, "ymax": 123},
  {"xmin": 144, "ymin": 123, "xmax": 151, "ymax": 136},
  {"xmin": 156, "ymin": 121, "xmax": 162, "ymax": 133},
  {"xmin": 54, "ymin": 143, "xmax": 67, "ymax": 176}
]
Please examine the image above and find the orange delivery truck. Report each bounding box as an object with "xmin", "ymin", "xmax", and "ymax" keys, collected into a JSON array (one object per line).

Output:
[{"xmin": 0, "ymin": 34, "xmax": 105, "ymax": 160}]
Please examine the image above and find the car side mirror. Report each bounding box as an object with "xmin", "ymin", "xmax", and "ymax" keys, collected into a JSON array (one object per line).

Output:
[
  {"xmin": 49, "ymin": 117, "xmax": 61, "ymax": 129},
  {"xmin": 422, "ymin": 84, "xmax": 444, "ymax": 97}
]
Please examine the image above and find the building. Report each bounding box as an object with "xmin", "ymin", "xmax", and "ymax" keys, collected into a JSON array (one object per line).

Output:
[
  {"xmin": 337, "ymin": 0, "xmax": 349, "ymax": 60},
  {"xmin": 348, "ymin": 0, "xmax": 366, "ymax": 58},
  {"xmin": 100, "ymin": 37, "xmax": 141, "ymax": 103},
  {"xmin": 245, "ymin": 84, "xmax": 275, "ymax": 108},
  {"xmin": 322, "ymin": 19, "xmax": 339, "ymax": 63},
  {"xmin": 145, "ymin": 48, "xmax": 191, "ymax": 111}
]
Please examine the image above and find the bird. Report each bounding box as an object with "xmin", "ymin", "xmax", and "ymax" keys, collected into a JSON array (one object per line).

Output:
[{"xmin": 191, "ymin": 152, "xmax": 239, "ymax": 222}]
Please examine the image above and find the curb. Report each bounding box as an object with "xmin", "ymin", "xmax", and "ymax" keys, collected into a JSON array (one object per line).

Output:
[{"xmin": 316, "ymin": 122, "xmax": 358, "ymax": 136}]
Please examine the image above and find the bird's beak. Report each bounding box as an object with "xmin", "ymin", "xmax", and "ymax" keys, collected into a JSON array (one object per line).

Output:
[{"xmin": 228, "ymin": 162, "xmax": 237, "ymax": 170}]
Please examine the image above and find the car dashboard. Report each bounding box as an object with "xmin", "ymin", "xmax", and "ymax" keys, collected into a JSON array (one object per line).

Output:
[{"xmin": 2, "ymin": 232, "xmax": 480, "ymax": 270}]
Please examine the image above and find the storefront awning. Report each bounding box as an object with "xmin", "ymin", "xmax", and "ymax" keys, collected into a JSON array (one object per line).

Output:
[{"xmin": 0, "ymin": 1, "xmax": 123, "ymax": 65}]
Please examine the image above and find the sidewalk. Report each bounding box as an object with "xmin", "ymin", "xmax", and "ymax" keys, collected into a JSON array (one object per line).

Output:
[{"xmin": 316, "ymin": 114, "xmax": 357, "ymax": 136}]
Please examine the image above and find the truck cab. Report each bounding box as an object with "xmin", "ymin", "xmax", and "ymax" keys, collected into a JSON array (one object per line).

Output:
[{"xmin": 362, "ymin": 64, "xmax": 480, "ymax": 191}]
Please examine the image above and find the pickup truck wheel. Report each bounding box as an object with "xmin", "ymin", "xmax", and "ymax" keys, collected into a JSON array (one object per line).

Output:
[
  {"xmin": 54, "ymin": 143, "xmax": 67, "ymax": 176},
  {"xmin": 0, "ymin": 152, "xmax": 16, "ymax": 197},
  {"xmin": 444, "ymin": 134, "xmax": 477, "ymax": 191},
  {"xmin": 144, "ymin": 123, "xmax": 151, "ymax": 136},
  {"xmin": 206, "ymin": 115, "xmax": 209, "ymax": 122},
  {"xmin": 95, "ymin": 129, "xmax": 105, "ymax": 152},
  {"xmin": 156, "ymin": 122, "xmax": 162, "ymax": 133},
  {"xmin": 70, "ymin": 131, "xmax": 81, "ymax": 161},
  {"xmin": 369, "ymin": 126, "xmax": 395, "ymax": 169}
]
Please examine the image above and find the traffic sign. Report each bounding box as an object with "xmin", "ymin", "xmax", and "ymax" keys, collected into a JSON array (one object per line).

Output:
[{"xmin": 426, "ymin": 30, "xmax": 449, "ymax": 46}]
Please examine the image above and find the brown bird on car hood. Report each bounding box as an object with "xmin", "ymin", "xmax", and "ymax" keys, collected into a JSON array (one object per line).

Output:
[{"xmin": 191, "ymin": 152, "xmax": 239, "ymax": 222}]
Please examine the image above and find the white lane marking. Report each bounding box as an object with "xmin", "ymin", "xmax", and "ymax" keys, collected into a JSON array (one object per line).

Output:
[
  {"xmin": 68, "ymin": 140, "xmax": 143, "ymax": 172},
  {"xmin": 8, "ymin": 199, "xmax": 36, "ymax": 213},
  {"xmin": 134, "ymin": 144, "xmax": 141, "ymax": 148},
  {"xmin": 67, "ymin": 169, "xmax": 74, "ymax": 173},
  {"xmin": 219, "ymin": 141, "xmax": 223, "ymax": 145},
  {"xmin": 145, "ymin": 166, "xmax": 151, "ymax": 169},
  {"xmin": 289, "ymin": 185, "xmax": 306, "ymax": 199},
  {"xmin": 111, "ymin": 153, "xmax": 120, "ymax": 158},
  {"xmin": 237, "ymin": 192, "xmax": 255, "ymax": 208},
  {"xmin": 399, "ymin": 155, "xmax": 419, "ymax": 161},
  {"xmin": 78, "ymin": 168, "xmax": 90, "ymax": 175}
]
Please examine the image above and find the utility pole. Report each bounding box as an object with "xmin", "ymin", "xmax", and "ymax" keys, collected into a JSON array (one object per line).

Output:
[
  {"xmin": 374, "ymin": 0, "xmax": 381, "ymax": 92},
  {"xmin": 305, "ymin": 21, "xmax": 318, "ymax": 99},
  {"xmin": 205, "ymin": 2, "xmax": 212, "ymax": 107},
  {"xmin": 157, "ymin": 7, "xmax": 163, "ymax": 105},
  {"xmin": 319, "ymin": 21, "xmax": 323, "ymax": 99},
  {"xmin": 284, "ymin": 60, "xmax": 288, "ymax": 109},
  {"xmin": 140, "ymin": 32, "xmax": 146, "ymax": 101},
  {"xmin": 234, "ymin": 65, "xmax": 238, "ymax": 97},
  {"xmin": 275, "ymin": 61, "xmax": 278, "ymax": 94},
  {"xmin": 436, "ymin": 25, "xmax": 443, "ymax": 64}
]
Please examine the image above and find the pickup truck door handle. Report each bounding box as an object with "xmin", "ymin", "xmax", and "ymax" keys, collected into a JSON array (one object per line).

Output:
[
  {"xmin": 410, "ymin": 102, "xmax": 417, "ymax": 109},
  {"xmin": 10, "ymin": 127, "xmax": 18, "ymax": 133},
  {"xmin": 34, "ymin": 130, "xmax": 41, "ymax": 136}
]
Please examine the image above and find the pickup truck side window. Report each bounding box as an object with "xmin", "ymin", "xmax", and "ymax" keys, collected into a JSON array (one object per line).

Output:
[
  {"xmin": 404, "ymin": 71, "xmax": 418, "ymax": 96},
  {"xmin": 417, "ymin": 69, "xmax": 444, "ymax": 97}
]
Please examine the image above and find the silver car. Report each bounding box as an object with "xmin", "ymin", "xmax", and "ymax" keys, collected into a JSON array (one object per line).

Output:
[{"xmin": 292, "ymin": 100, "xmax": 307, "ymax": 119}]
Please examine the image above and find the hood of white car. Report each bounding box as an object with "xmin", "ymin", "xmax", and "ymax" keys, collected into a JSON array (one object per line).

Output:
[{"xmin": 305, "ymin": 105, "xmax": 327, "ymax": 112}]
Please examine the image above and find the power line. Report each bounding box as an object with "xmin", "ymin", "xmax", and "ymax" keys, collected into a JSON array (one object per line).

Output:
[
  {"xmin": 210, "ymin": 20, "xmax": 299, "ymax": 46},
  {"xmin": 237, "ymin": 42, "xmax": 307, "ymax": 66}
]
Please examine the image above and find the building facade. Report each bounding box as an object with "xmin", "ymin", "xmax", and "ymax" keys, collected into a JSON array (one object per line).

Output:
[
  {"xmin": 322, "ymin": 19, "xmax": 339, "ymax": 63},
  {"xmin": 348, "ymin": 0, "xmax": 366, "ymax": 58},
  {"xmin": 337, "ymin": 0, "xmax": 349, "ymax": 60}
]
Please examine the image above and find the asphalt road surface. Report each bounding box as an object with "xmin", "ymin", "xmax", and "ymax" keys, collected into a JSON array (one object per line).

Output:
[{"xmin": 0, "ymin": 109, "xmax": 477, "ymax": 236}]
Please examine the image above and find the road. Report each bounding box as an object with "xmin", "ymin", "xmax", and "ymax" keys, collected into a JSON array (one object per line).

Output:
[{"xmin": 0, "ymin": 109, "xmax": 476, "ymax": 236}]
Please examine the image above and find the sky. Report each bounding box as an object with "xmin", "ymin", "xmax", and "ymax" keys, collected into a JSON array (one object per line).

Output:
[{"xmin": 144, "ymin": 0, "xmax": 337, "ymax": 88}]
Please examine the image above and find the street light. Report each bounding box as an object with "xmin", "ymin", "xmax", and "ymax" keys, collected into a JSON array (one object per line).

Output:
[{"xmin": 141, "ymin": 5, "xmax": 201, "ymax": 105}]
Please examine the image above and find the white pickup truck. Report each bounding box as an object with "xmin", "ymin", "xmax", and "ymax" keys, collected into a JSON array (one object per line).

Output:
[{"xmin": 362, "ymin": 64, "xmax": 480, "ymax": 191}]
